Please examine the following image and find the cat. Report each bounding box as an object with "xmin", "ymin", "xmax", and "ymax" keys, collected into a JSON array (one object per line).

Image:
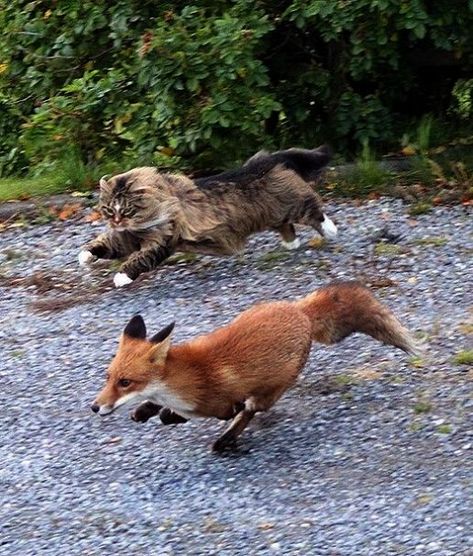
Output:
[{"xmin": 78, "ymin": 145, "xmax": 337, "ymax": 287}]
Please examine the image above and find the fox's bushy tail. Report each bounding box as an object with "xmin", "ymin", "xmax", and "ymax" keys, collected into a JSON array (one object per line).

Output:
[
  {"xmin": 295, "ymin": 281, "xmax": 420, "ymax": 355},
  {"xmin": 245, "ymin": 145, "xmax": 332, "ymax": 183}
]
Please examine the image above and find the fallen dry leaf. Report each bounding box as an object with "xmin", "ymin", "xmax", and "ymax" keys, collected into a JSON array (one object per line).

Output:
[
  {"xmin": 401, "ymin": 145, "xmax": 416, "ymax": 156},
  {"xmin": 58, "ymin": 203, "xmax": 82, "ymax": 220},
  {"xmin": 71, "ymin": 191, "xmax": 91, "ymax": 197},
  {"xmin": 102, "ymin": 436, "xmax": 122, "ymax": 445},
  {"xmin": 307, "ymin": 237, "xmax": 326, "ymax": 249},
  {"xmin": 367, "ymin": 277, "xmax": 397, "ymax": 288},
  {"xmin": 352, "ymin": 368, "xmax": 383, "ymax": 381},
  {"xmin": 83, "ymin": 209, "xmax": 102, "ymax": 223}
]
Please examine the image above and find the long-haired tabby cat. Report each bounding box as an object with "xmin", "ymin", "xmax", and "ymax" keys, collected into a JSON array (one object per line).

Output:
[{"xmin": 78, "ymin": 146, "xmax": 337, "ymax": 287}]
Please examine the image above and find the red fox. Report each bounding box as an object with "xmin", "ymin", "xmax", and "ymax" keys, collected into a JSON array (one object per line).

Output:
[{"xmin": 91, "ymin": 281, "xmax": 419, "ymax": 452}]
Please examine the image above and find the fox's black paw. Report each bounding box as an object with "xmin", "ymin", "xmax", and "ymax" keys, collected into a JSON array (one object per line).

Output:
[
  {"xmin": 130, "ymin": 409, "xmax": 151, "ymax": 423},
  {"xmin": 159, "ymin": 408, "xmax": 188, "ymax": 425},
  {"xmin": 131, "ymin": 402, "xmax": 162, "ymax": 423},
  {"xmin": 212, "ymin": 435, "xmax": 238, "ymax": 454}
]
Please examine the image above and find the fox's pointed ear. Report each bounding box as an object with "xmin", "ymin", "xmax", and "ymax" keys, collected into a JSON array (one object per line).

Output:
[
  {"xmin": 123, "ymin": 315, "xmax": 147, "ymax": 340},
  {"xmin": 148, "ymin": 322, "xmax": 174, "ymax": 365},
  {"xmin": 150, "ymin": 322, "xmax": 175, "ymax": 344}
]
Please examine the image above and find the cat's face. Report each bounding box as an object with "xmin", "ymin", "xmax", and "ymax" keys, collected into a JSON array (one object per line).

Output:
[{"xmin": 98, "ymin": 168, "xmax": 168, "ymax": 232}]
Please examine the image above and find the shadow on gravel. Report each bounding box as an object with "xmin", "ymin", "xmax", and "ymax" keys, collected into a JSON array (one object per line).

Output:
[{"xmin": 0, "ymin": 270, "xmax": 112, "ymax": 313}]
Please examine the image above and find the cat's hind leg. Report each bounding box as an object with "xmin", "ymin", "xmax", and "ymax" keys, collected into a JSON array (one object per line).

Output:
[
  {"xmin": 296, "ymin": 196, "xmax": 337, "ymax": 240},
  {"xmin": 276, "ymin": 223, "xmax": 300, "ymax": 250}
]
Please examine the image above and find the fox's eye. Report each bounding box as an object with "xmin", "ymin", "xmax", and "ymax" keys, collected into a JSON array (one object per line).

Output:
[{"xmin": 118, "ymin": 378, "xmax": 131, "ymax": 388}]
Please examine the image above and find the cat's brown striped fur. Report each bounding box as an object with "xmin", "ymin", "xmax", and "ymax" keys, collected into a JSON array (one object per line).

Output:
[{"xmin": 79, "ymin": 146, "xmax": 337, "ymax": 285}]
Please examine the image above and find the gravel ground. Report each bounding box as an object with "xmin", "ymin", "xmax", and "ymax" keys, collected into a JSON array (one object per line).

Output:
[{"xmin": 1, "ymin": 198, "xmax": 472, "ymax": 556}]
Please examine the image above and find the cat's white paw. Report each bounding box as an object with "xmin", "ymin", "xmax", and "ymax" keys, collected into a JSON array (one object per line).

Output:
[
  {"xmin": 281, "ymin": 237, "xmax": 301, "ymax": 250},
  {"xmin": 78, "ymin": 250, "xmax": 95, "ymax": 266},
  {"xmin": 114, "ymin": 272, "xmax": 134, "ymax": 288},
  {"xmin": 321, "ymin": 214, "xmax": 338, "ymax": 240}
]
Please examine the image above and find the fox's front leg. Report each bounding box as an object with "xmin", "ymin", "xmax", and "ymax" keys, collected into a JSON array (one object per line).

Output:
[
  {"xmin": 159, "ymin": 408, "xmax": 188, "ymax": 425},
  {"xmin": 131, "ymin": 401, "xmax": 162, "ymax": 423},
  {"xmin": 115, "ymin": 240, "xmax": 175, "ymax": 287},
  {"xmin": 131, "ymin": 404, "xmax": 188, "ymax": 425},
  {"xmin": 78, "ymin": 231, "xmax": 141, "ymax": 266}
]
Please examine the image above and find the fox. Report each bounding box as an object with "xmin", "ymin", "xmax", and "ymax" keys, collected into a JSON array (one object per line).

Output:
[{"xmin": 91, "ymin": 281, "xmax": 419, "ymax": 452}]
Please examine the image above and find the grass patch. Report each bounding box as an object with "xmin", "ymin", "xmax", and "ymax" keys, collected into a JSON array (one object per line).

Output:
[
  {"xmin": 413, "ymin": 400, "xmax": 432, "ymax": 414},
  {"xmin": 408, "ymin": 201, "xmax": 432, "ymax": 216},
  {"xmin": 374, "ymin": 243, "xmax": 404, "ymax": 257},
  {"xmin": 255, "ymin": 251, "xmax": 290, "ymax": 270},
  {"xmin": 0, "ymin": 174, "xmax": 69, "ymax": 202},
  {"xmin": 412, "ymin": 236, "xmax": 448, "ymax": 247},
  {"xmin": 436, "ymin": 424, "xmax": 452, "ymax": 434},
  {"xmin": 0, "ymin": 149, "xmax": 115, "ymax": 202},
  {"xmin": 165, "ymin": 253, "xmax": 200, "ymax": 265},
  {"xmin": 452, "ymin": 350, "xmax": 473, "ymax": 366},
  {"xmin": 324, "ymin": 141, "xmax": 393, "ymax": 197},
  {"xmin": 334, "ymin": 373, "xmax": 358, "ymax": 387},
  {"xmin": 409, "ymin": 356, "xmax": 426, "ymax": 369},
  {"xmin": 387, "ymin": 374, "xmax": 406, "ymax": 384},
  {"xmin": 408, "ymin": 421, "xmax": 424, "ymax": 432},
  {"xmin": 2, "ymin": 248, "xmax": 25, "ymax": 261},
  {"xmin": 31, "ymin": 206, "xmax": 59, "ymax": 225}
]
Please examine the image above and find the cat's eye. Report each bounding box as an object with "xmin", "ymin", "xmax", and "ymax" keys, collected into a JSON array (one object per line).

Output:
[
  {"xmin": 118, "ymin": 378, "xmax": 131, "ymax": 388},
  {"xmin": 101, "ymin": 206, "xmax": 114, "ymax": 217},
  {"xmin": 122, "ymin": 207, "xmax": 136, "ymax": 217}
]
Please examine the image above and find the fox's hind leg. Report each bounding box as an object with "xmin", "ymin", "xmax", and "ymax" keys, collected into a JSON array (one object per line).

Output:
[
  {"xmin": 276, "ymin": 223, "xmax": 300, "ymax": 250},
  {"xmin": 212, "ymin": 390, "xmax": 288, "ymax": 452},
  {"xmin": 212, "ymin": 405, "xmax": 256, "ymax": 453}
]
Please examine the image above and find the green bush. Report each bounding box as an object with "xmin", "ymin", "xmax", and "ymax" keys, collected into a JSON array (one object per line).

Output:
[{"xmin": 1, "ymin": 0, "xmax": 473, "ymax": 176}]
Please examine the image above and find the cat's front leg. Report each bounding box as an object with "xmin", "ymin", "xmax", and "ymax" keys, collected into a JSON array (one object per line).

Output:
[
  {"xmin": 78, "ymin": 231, "xmax": 141, "ymax": 267},
  {"xmin": 114, "ymin": 240, "xmax": 175, "ymax": 287}
]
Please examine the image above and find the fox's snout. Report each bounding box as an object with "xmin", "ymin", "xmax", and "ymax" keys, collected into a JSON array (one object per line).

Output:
[
  {"xmin": 90, "ymin": 399, "xmax": 115, "ymax": 416},
  {"xmin": 90, "ymin": 402, "xmax": 113, "ymax": 416}
]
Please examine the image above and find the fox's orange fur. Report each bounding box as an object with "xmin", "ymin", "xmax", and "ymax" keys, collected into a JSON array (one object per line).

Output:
[{"xmin": 92, "ymin": 281, "xmax": 418, "ymax": 451}]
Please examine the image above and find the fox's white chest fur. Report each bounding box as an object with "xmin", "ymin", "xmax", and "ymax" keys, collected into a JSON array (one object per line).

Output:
[{"xmin": 145, "ymin": 381, "xmax": 197, "ymax": 419}]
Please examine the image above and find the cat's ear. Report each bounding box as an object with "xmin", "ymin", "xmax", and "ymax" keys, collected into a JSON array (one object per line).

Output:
[
  {"xmin": 313, "ymin": 145, "xmax": 332, "ymax": 164},
  {"xmin": 99, "ymin": 175, "xmax": 110, "ymax": 190},
  {"xmin": 148, "ymin": 322, "xmax": 175, "ymax": 364},
  {"xmin": 123, "ymin": 314, "xmax": 147, "ymax": 340}
]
